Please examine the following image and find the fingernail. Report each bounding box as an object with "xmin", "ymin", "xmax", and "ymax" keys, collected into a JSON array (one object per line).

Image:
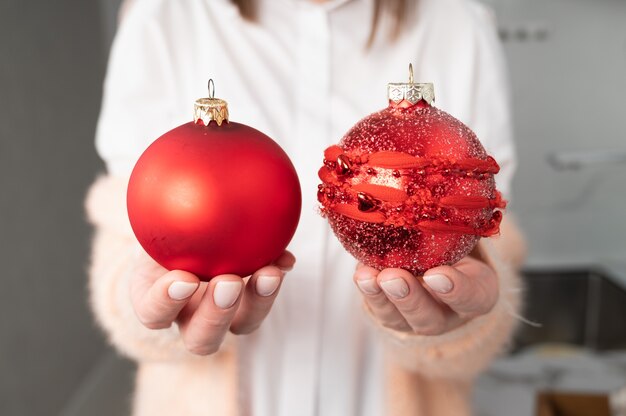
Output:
[
  {"xmin": 380, "ymin": 278, "xmax": 409, "ymax": 299},
  {"xmin": 424, "ymin": 274, "xmax": 453, "ymax": 294},
  {"xmin": 213, "ymin": 281, "xmax": 242, "ymax": 309},
  {"xmin": 356, "ymin": 279, "xmax": 381, "ymax": 295},
  {"xmin": 168, "ymin": 281, "xmax": 198, "ymax": 300},
  {"xmin": 256, "ymin": 275, "xmax": 281, "ymax": 297}
]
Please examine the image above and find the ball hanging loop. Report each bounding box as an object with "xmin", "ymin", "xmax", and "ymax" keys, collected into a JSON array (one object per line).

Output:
[
  {"xmin": 208, "ymin": 78, "xmax": 215, "ymax": 99},
  {"xmin": 408, "ymin": 63, "xmax": 414, "ymax": 84}
]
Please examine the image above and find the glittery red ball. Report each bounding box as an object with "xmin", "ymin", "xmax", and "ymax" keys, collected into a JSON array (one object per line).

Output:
[
  {"xmin": 128, "ymin": 121, "xmax": 302, "ymax": 281},
  {"xmin": 318, "ymin": 101, "xmax": 505, "ymax": 275}
]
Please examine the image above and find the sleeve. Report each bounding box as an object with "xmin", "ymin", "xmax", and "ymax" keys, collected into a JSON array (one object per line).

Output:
[
  {"xmin": 95, "ymin": 0, "xmax": 179, "ymax": 176},
  {"xmin": 465, "ymin": 1, "xmax": 517, "ymax": 201},
  {"xmin": 433, "ymin": 0, "xmax": 516, "ymax": 201}
]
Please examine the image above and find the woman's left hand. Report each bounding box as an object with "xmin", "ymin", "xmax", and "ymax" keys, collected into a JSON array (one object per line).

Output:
[{"xmin": 353, "ymin": 254, "xmax": 499, "ymax": 335}]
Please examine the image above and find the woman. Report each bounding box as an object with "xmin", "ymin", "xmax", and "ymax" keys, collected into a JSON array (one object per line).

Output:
[{"xmin": 86, "ymin": 0, "xmax": 525, "ymax": 414}]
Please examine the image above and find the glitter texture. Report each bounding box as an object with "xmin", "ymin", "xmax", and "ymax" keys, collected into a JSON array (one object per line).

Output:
[{"xmin": 318, "ymin": 100, "xmax": 506, "ymax": 275}]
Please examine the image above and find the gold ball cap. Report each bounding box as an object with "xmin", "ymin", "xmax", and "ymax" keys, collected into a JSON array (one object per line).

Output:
[{"xmin": 194, "ymin": 98, "xmax": 229, "ymax": 126}]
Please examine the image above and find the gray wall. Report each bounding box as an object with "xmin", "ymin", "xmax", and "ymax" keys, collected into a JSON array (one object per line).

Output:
[
  {"xmin": 0, "ymin": 0, "xmax": 112, "ymax": 414},
  {"xmin": 483, "ymin": 0, "xmax": 626, "ymax": 267}
]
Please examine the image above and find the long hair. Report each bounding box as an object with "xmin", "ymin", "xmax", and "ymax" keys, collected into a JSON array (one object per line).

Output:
[{"xmin": 231, "ymin": 0, "xmax": 409, "ymax": 47}]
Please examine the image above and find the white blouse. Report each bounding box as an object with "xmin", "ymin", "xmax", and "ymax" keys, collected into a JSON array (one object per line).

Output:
[{"xmin": 95, "ymin": 0, "xmax": 515, "ymax": 414}]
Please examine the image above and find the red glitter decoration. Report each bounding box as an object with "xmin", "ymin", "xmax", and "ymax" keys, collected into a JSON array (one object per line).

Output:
[{"xmin": 318, "ymin": 84, "xmax": 506, "ymax": 275}]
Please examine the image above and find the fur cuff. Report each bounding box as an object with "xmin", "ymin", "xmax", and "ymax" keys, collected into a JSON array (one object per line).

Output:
[{"xmin": 85, "ymin": 175, "xmax": 134, "ymax": 238}]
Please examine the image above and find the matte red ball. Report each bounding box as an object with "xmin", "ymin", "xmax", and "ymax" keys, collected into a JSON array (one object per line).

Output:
[
  {"xmin": 128, "ymin": 121, "xmax": 302, "ymax": 280},
  {"xmin": 318, "ymin": 101, "xmax": 505, "ymax": 275}
]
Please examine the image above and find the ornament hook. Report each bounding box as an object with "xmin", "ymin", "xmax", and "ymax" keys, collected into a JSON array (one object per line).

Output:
[
  {"xmin": 208, "ymin": 79, "xmax": 215, "ymax": 99},
  {"xmin": 408, "ymin": 63, "xmax": 414, "ymax": 84}
]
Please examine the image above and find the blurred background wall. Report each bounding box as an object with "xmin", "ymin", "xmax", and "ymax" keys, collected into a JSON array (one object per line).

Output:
[
  {"xmin": 482, "ymin": 0, "xmax": 626, "ymax": 268},
  {"xmin": 0, "ymin": 0, "xmax": 124, "ymax": 415},
  {"xmin": 0, "ymin": 0, "xmax": 625, "ymax": 414}
]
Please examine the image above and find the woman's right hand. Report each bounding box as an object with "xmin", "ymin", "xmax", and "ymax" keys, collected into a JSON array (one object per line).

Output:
[{"xmin": 130, "ymin": 250, "xmax": 294, "ymax": 356}]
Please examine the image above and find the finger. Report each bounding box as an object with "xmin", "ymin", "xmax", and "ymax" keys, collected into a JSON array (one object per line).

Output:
[
  {"xmin": 353, "ymin": 265, "xmax": 410, "ymax": 332},
  {"xmin": 131, "ymin": 269, "xmax": 200, "ymax": 330},
  {"xmin": 377, "ymin": 268, "xmax": 450, "ymax": 335},
  {"xmin": 273, "ymin": 250, "xmax": 296, "ymax": 271},
  {"xmin": 178, "ymin": 275, "xmax": 244, "ymax": 355},
  {"xmin": 423, "ymin": 256, "xmax": 499, "ymax": 319},
  {"xmin": 230, "ymin": 266, "xmax": 284, "ymax": 334}
]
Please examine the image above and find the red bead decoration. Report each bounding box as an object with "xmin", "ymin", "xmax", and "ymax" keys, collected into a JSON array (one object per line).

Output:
[
  {"xmin": 128, "ymin": 87, "xmax": 301, "ymax": 281},
  {"xmin": 318, "ymin": 80, "xmax": 505, "ymax": 275}
]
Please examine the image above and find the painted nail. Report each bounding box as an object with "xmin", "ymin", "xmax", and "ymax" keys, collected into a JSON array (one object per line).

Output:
[
  {"xmin": 380, "ymin": 278, "xmax": 409, "ymax": 299},
  {"xmin": 213, "ymin": 281, "xmax": 242, "ymax": 309},
  {"xmin": 168, "ymin": 281, "xmax": 198, "ymax": 300},
  {"xmin": 356, "ymin": 278, "xmax": 381, "ymax": 295},
  {"xmin": 256, "ymin": 275, "xmax": 281, "ymax": 297},
  {"xmin": 424, "ymin": 274, "xmax": 453, "ymax": 294}
]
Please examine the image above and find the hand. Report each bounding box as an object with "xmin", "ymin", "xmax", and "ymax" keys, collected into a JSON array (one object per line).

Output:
[
  {"xmin": 130, "ymin": 250, "xmax": 295, "ymax": 355},
  {"xmin": 353, "ymin": 254, "xmax": 498, "ymax": 335}
]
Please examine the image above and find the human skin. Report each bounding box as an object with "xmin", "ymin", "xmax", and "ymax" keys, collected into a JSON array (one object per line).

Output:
[
  {"xmin": 130, "ymin": 244, "xmax": 498, "ymax": 355},
  {"xmin": 130, "ymin": 250, "xmax": 294, "ymax": 355},
  {"xmin": 353, "ymin": 252, "xmax": 499, "ymax": 335}
]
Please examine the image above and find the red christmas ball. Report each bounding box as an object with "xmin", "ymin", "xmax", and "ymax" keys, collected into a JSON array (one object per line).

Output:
[
  {"xmin": 318, "ymin": 79, "xmax": 505, "ymax": 274},
  {"xmin": 128, "ymin": 90, "xmax": 301, "ymax": 280}
]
